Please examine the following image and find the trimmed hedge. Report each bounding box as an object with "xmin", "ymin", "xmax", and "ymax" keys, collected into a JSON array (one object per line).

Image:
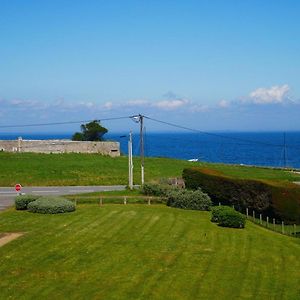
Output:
[
  {"xmin": 27, "ymin": 196, "xmax": 76, "ymax": 214},
  {"xmin": 166, "ymin": 188, "xmax": 212, "ymax": 211},
  {"xmin": 183, "ymin": 167, "xmax": 300, "ymax": 223},
  {"xmin": 15, "ymin": 195, "xmax": 41, "ymax": 210}
]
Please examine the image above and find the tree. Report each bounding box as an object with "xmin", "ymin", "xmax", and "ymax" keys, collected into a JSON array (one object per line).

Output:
[{"xmin": 72, "ymin": 120, "xmax": 108, "ymax": 141}]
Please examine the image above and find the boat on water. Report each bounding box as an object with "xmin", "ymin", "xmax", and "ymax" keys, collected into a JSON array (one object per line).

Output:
[{"xmin": 188, "ymin": 158, "xmax": 198, "ymax": 162}]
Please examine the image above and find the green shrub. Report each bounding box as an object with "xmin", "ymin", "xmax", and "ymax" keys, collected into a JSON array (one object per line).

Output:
[
  {"xmin": 15, "ymin": 195, "xmax": 41, "ymax": 210},
  {"xmin": 218, "ymin": 209, "xmax": 246, "ymax": 228},
  {"xmin": 166, "ymin": 188, "xmax": 212, "ymax": 211},
  {"xmin": 28, "ymin": 196, "xmax": 76, "ymax": 214},
  {"xmin": 211, "ymin": 205, "xmax": 234, "ymax": 223},
  {"xmin": 141, "ymin": 183, "xmax": 173, "ymax": 197}
]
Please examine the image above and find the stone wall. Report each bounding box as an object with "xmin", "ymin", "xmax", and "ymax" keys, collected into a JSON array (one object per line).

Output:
[{"xmin": 0, "ymin": 139, "xmax": 120, "ymax": 157}]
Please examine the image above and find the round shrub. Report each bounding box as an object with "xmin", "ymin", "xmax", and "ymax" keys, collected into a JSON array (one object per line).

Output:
[
  {"xmin": 27, "ymin": 196, "xmax": 76, "ymax": 214},
  {"xmin": 211, "ymin": 206, "xmax": 234, "ymax": 223},
  {"xmin": 166, "ymin": 188, "xmax": 212, "ymax": 211},
  {"xmin": 15, "ymin": 195, "xmax": 41, "ymax": 210},
  {"xmin": 141, "ymin": 183, "xmax": 172, "ymax": 197},
  {"xmin": 218, "ymin": 209, "xmax": 246, "ymax": 228}
]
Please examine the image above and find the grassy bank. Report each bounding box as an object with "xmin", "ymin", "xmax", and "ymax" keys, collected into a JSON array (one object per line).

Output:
[
  {"xmin": 0, "ymin": 204, "xmax": 300, "ymax": 299},
  {"xmin": 0, "ymin": 152, "xmax": 299, "ymax": 186}
]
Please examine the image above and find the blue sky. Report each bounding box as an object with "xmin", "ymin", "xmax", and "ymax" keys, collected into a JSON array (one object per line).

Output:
[{"xmin": 0, "ymin": 0, "xmax": 300, "ymax": 132}]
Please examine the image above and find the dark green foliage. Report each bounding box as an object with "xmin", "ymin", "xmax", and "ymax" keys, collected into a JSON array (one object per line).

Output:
[
  {"xmin": 72, "ymin": 120, "xmax": 108, "ymax": 141},
  {"xmin": 15, "ymin": 195, "xmax": 41, "ymax": 210},
  {"xmin": 183, "ymin": 167, "xmax": 300, "ymax": 223},
  {"xmin": 166, "ymin": 188, "xmax": 212, "ymax": 211},
  {"xmin": 27, "ymin": 196, "xmax": 76, "ymax": 214},
  {"xmin": 183, "ymin": 167, "xmax": 271, "ymax": 211},
  {"xmin": 72, "ymin": 132, "xmax": 83, "ymax": 141},
  {"xmin": 211, "ymin": 205, "xmax": 234, "ymax": 222},
  {"xmin": 217, "ymin": 209, "xmax": 246, "ymax": 228},
  {"xmin": 210, "ymin": 205, "xmax": 246, "ymax": 228},
  {"xmin": 141, "ymin": 183, "xmax": 172, "ymax": 197}
]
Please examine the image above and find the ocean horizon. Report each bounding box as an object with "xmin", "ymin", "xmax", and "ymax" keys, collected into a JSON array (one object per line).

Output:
[{"xmin": 1, "ymin": 131, "xmax": 300, "ymax": 169}]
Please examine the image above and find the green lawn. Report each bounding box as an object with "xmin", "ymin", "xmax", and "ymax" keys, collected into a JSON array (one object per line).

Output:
[
  {"xmin": 0, "ymin": 205, "xmax": 299, "ymax": 299},
  {"xmin": 0, "ymin": 152, "xmax": 299, "ymax": 186},
  {"xmin": 195, "ymin": 163, "xmax": 300, "ymax": 185}
]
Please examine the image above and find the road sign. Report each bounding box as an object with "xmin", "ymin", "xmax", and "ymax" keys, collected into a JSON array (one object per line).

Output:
[{"xmin": 15, "ymin": 184, "xmax": 22, "ymax": 192}]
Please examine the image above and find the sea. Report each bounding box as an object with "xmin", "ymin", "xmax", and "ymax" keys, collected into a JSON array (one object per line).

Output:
[{"xmin": 1, "ymin": 132, "xmax": 300, "ymax": 169}]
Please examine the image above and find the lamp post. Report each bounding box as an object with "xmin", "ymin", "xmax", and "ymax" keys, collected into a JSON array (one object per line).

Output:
[
  {"xmin": 128, "ymin": 131, "xmax": 133, "ymax": 189},
  {"xmin": 120, "ymin": 132, "xmax": 134, "ymax": 190}
]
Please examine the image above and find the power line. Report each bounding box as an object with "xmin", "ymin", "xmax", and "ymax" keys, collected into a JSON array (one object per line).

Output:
[
  {"xmin": 143, "ymin": 115, "xmax": 300, "ymax": 150},
  {"xmin": 0, "ymin": 116, "xmax": 132, "ymax": 129}
]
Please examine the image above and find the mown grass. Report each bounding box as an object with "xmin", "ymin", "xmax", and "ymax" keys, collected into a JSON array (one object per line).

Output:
[
  {"xmin": 196, "ymin": 164, "xmax": 300, "ymax": 186},
  {"xmin": 0, "ymin": 152, "xmax": 199, "ymax": 186},
  {"xmin": 0, "ymin": 152, "xmax": 299, "ymax": 186},
  {"xmin": 0, "ymin": 205, "xmax": 300, "ymax": 299}
]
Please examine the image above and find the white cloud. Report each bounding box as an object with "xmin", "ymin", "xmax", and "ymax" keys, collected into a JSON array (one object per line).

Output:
[
  {"xmin": 153, "ymin": 99, "xmax": 189, "ymax": 110},
  {"xmin": 190, "ymin": 104, "xmax": 209, "ymax": 112},
  {"xmin": 218, "ymin": 99, "xmax": 230, "ymax": 108},
  {"xmin": 103, "ymin": 101, "xmax": 114, "ymax": 110},
  {"xmin": 79, "ymin": 101, "xmax": 95, "ymax": 109},
  {"xmin": 249, "ymin": 84, "xmax": 290, "ymax": 104},
  {"xmin": 126, "ymin": 99, "xmax": 149, "ymax": 106}
]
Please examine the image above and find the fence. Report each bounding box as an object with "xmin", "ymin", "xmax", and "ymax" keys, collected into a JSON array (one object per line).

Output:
[
  {"xmin": 67, "ymin": 195, "xmax": 165, "ymax": 206},
  {"xmin": 218, "ymin": 203, "xmax": 300, "ymax": 238}
]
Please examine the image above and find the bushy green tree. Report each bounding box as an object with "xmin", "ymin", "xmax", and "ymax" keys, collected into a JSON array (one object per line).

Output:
[
  {"xmin": 72, "ymin": 120, "xmax": 108, "ymax": 141},
  {"xmin": 166, "ymin": 188, "xmax": 212, "ymax": 211}
]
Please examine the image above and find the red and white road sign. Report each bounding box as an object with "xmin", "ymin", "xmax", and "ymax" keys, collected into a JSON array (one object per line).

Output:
[{"xmin": 15, "ymin": 184, "xmax": 22, "ymax": 192}]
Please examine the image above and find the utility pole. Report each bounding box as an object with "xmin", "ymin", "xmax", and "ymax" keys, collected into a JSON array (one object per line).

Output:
[
  {"xmin": 139, "ymin": 114, "xmax": 145, "ymax": 185},
  {"xmin": 130, "ymin": 114, "xmax": 145, "ymax": 185},
  {"xmin": 128, "ymin": 131, "xmax": 133, "ymax": 189}
]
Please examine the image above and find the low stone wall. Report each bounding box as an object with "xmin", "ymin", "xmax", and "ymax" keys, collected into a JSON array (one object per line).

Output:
[{"xmin": 0, "ymin": 139, "xmax": 120, "ymax": 157}]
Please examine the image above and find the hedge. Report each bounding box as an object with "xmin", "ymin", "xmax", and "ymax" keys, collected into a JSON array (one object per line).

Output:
[
  {"xmin": 183, "ymin": 167, "xmax": 300, "ymax": 223},
  {"xmin": 27, "ymin": 196, "xmax": 76, "ymax": 214},
  {"xmin": 166, "ymin": 188, "xmax": 212, "ymax": 211},
  {"xmin": 15, "ymin": 195, "xmax": 41, "ymax": 210}
]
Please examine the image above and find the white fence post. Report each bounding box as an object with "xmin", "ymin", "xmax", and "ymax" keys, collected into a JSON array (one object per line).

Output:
[{"xmin": 259, "ymin": 214, "xmax": 262, "ymax": 225}]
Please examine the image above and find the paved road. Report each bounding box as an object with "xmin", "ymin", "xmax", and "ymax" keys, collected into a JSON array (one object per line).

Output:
[{"xmin": 0, "ymin": 185, "xmax": 126, "ymax": 211}]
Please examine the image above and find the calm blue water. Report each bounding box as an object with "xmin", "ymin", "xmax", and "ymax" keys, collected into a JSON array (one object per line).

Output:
[{"xmin": 1, "ymin": 132, "xmax": 300, "ymax": 168}]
